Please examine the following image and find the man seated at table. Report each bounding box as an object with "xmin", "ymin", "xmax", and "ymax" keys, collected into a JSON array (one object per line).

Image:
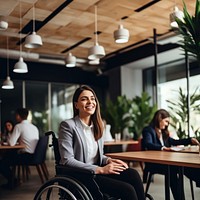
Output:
[
  {"xmin": 0, "ymin": 108, "xmax": 39, "ymax": 189},
  {"xmin": 142, "ymin": 109, "xmax": 199, "ymax": 200}
]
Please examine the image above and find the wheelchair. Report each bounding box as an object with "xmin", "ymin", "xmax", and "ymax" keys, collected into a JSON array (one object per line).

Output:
[{"xmin": 34, "ymin": 131, "xmax": 154, "ymax": 200}]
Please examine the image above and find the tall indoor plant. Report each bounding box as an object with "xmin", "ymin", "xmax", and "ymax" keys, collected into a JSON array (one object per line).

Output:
[
  {"xmin": 166, "ymin": 87, "xmax": 200, "ymax": 139},
  {"xmin": 103, "ymin": 95, "xmax": 131, "ymax": 138},
  {"xmin": 103, "ymin": 92, "xmax": 157, "ymax": 140},
  {"xmin": 176, "ymin": 0, "xmax": 200, "ymax": 63},
  {"xmin": 127, "ymin": 92, "xmax": 157, "ymax": 140}
]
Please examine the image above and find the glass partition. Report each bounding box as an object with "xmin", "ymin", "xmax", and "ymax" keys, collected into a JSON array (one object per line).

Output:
[
  {"xmin": 0, "ymin": 80, "xmax": 22, "ymax": 132},
  {"xmin": 0, "ymin": 79, "xmax": 79, "ymax": 135},
  {"xmin": 51, "ymin": 83, "xmax": 79, "ymax": 133}
]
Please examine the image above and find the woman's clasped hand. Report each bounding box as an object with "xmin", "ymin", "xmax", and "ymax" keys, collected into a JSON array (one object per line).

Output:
[{"xmin": 96, "ymin": 158, "xmax": 128, "ymax": 174}]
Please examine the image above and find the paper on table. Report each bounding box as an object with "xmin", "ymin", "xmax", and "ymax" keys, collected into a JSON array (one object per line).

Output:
[{"xmin": 170, "ymin": 146, "xmax": 185, "ymax": 151}]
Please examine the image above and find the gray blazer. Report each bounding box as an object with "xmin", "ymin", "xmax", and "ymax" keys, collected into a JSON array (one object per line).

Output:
[{"xmin": 58, "ymin": 116, "xmax": 108, "ymax": 173}]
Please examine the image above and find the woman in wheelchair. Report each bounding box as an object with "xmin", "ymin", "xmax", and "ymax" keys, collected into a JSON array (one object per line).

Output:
[{"xmin": 58, "ymin": 85, "xmax": 145, "ymax": 200}]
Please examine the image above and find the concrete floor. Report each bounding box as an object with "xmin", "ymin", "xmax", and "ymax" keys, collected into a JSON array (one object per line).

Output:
[{"xmin": 0, "ymin": 155, "xmax": 199, "ymax": 200}]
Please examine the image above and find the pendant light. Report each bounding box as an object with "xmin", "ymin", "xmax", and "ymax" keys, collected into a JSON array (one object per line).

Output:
[
  {"xmin": 169, "ymin": 1, "xmax": 184, "ymax": 28},
  {"xmin": 24, "ymin": 3, "xmax": 42, "ymax": 48},
  {"xmin": 0, "ymin": 20, "xmax": 8, "ymax": 30},
  {"xmin": 88, "ymin": 5, "xmax": 105, "ymax": 60},
  {"xmin": 89, "ymin": 58, "xmax": 100, "ymax": 65},
  {"xmin": 14, "ymin": 0, "xmax": 28, "ymax": 73},
  {"xmin": 65, "ymin": 52, "xmax": 76, "ymax": 67},
  {"xmin": 2, "ymin": 37, "xmax": 14, "ymax": 89},
  {"xmin": 114, "ymin": 23, "xmax": 129, "ymax": 43}
]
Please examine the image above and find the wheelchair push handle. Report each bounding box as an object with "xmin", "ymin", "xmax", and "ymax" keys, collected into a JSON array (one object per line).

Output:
[{"xmin": 45, "ymin": 131, "xmax": 55, "ymax": 137}]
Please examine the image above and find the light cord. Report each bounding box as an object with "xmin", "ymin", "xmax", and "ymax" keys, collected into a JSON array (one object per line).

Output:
[
  {"xmin": 95, "ymin": 5, "xmax": 98, "ymax": 44},
  {"xmin": 19, "ymin": 0, "xmax": 22, "ymax": 56},
  {"xmin": 33, "ymin": 3, "xmax": 35, "ymax": 32},
  {"xmin": 6, "ymin": 36, "xmax": 9, "ymax": 76}
]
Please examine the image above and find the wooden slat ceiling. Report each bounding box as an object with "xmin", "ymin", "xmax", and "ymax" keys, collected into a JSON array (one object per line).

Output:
[{"xmin": 0, "ymin": 0, "xmax": 196, "ymax": 69}]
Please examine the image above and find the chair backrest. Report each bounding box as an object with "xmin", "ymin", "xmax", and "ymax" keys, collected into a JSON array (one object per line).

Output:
[{"xmin": 31, "ymin": 135, "xmax": 49, "ymax": 164}]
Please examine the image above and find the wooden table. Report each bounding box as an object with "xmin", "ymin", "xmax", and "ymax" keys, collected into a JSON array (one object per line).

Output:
[
  {"xmin": 104, "ymin": 140, "xmax": 138, "ymax": 146},
  {"xmin": 104, "ymin": 140, "xmax": 139, "ymax": 153},
  {"xmin": 0, "ymin": 144, "xmax": 26, "ymax": 150},
  {"xmin": 106, "ymin": 151, "xmax": 200, "ymax": 200}
]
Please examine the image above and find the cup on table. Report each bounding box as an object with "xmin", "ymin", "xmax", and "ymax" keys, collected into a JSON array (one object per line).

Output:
[{"xmin": 115, "ymin": 133, "xmax": 121, "ymax": 141}]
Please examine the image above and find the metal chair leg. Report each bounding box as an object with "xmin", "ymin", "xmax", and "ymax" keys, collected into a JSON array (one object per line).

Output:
[{"xmin": 190, "ymin": 179, "xmax": 195, "ymax": 200}]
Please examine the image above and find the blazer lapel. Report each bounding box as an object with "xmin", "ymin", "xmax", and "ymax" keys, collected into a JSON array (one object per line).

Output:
[{"xmin": 74, "ymin": 116, "xmax": 88, "ymax": 162}]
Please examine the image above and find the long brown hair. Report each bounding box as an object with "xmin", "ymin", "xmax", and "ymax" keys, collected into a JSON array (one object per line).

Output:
[
  {"xmin": 72, "ymin": 85, "xmax": 104, "ymax": 140},
  {"xmin": 150, "ymin": 109, "xmax": 170, "ymax": 139}
]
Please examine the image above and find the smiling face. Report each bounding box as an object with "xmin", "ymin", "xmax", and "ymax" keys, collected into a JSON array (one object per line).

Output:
[
  {"xmin": 74, "ymin": 90, "xmax": 97, "ymax": 118},
  {"xmin": 159, "ymin": 117, "xmax": 170, "ymax": 130}
]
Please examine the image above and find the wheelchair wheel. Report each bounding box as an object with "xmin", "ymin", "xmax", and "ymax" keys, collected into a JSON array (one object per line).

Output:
[{"xmin": 34, "ymin": 176, "xmax": 94, "ymax": 200}]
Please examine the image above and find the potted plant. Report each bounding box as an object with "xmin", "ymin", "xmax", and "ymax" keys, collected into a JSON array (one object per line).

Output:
[
  {"xmin": 127, "ymin": 92, "xmax": 157, "ymax": 140},
  {"xmin": 102, "ymin": 92, "xmax": 157, "ymax": 152},
  {"xmin": 126, "ymin": 92, "xmax": 157, "ymax": 151},
  {"xmin": 176, "ymin": 0, "xmax": 200, "ymax": 63},
  {"xmin": 166, "ymin": 87, "xmax": 200, "ymax": 139},
  {"xmin": 102, "ymin": 95, "xmax": 131, "ymax": 139}
]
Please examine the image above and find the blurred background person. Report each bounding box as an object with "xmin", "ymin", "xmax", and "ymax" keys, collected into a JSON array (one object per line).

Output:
[
  {"xmin": 0, "ymin": 108, "xmax": 39, "ymax": 189},
  {"xmin": 2, "ymin": 120, "xmax": 15, "ymax": 141},
  {"xmin": 142, "ymin": 108, "xmax": 199, "ymax": 200}
]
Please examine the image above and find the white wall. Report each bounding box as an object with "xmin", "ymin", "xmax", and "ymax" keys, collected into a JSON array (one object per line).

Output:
[{"xmin": 120, "ymin": 66, "xmax": 143, "ymax": 99}]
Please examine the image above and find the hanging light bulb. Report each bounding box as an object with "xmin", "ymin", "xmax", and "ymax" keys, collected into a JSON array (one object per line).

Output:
[
  {"xmin": 25, "ymin": 3, "xmax": 42, "ymax": 48},
  {"xmin": 170, "ymin": 5, "xmax": 184, "ymax": 28},
  {"xmin": 65, "ymin": 52, "xmax": 76, "ymax": 67},
  {"xmin": 88, "ymin": 5, "xmax": 105, "ymax": 60},
  {"xmin": 114, "ymin": 24, "xmax": 129, "ymax": 43},
  {"xmin": 2, "ymin": 37, "xmax": 14, "ymax": 89},
  {"xmin": 14, "ymin": 0, "xmax": 28, "ymax": 73}
]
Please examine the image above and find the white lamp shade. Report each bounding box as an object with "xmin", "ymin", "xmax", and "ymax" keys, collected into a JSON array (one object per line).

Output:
[
  {"xmin": 114, "ymin": 24, "xmax": 129, "ymax": 43},
  {"xmin": 24, "ymin": 32, "xmax": 43, "ymax": 48},
  {"xmin": 88, "ymin": 43, "xmax": 105, "ymax": 60},
  {"xmin": 2, "ymin": 76, "xmax": 14, "ymax": 89},
  {"xmin": 66, "ymin": 53, "xmax": 76, "ymax": 67},
  {"xmin": 13, "ymin": 57, "xmax": 28, "ymax": 73},
  {"xmin": 89, "ymin": 58, "xmax": 100, "ymax": 65},
  {"xmin": 0, "ymin": 20, "xmax": 8, "ymax": 30},
  {"xmin": 170, "ymin": 6, "xmax": 184, "ymax": 28}
]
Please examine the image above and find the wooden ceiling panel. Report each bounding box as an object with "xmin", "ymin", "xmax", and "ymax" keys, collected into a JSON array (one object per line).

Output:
[
  {"xmin": 68, "ymin": 0, "xmax": 99, "ymax": 11},
  {"xmin": 0, "ymin": 0, "xmax": 17, "ymax": 16},
  {"xmin": 36, "ymin": 0, "xmax": 65, "ymax": 11},
  {"xmin": 0, "ymin": 0, "xmax": 197, "ymax": 69}
]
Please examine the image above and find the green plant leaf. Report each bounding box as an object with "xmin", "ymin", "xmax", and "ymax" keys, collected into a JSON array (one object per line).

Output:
[{"xmin": 176, "ymin": 0, "xmax": 200, "ymax": 62}]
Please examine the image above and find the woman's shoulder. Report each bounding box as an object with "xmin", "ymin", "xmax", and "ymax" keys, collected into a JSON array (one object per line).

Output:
[
  {"xmin": 60, "ymin": 118, "xmax": 75, "ymax": 126},
  {"xmin": 142, "ymin": 125, "xmax": 153, "ymax": 132},
  {"xmin": 60, "ymin": 116, "xmax": 81, "ymax": 127}
]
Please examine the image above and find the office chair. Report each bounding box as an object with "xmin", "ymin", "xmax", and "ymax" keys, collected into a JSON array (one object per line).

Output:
[{"xmin": 13, "ymin": 135, "xmax": 49, "ymax": 184}]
